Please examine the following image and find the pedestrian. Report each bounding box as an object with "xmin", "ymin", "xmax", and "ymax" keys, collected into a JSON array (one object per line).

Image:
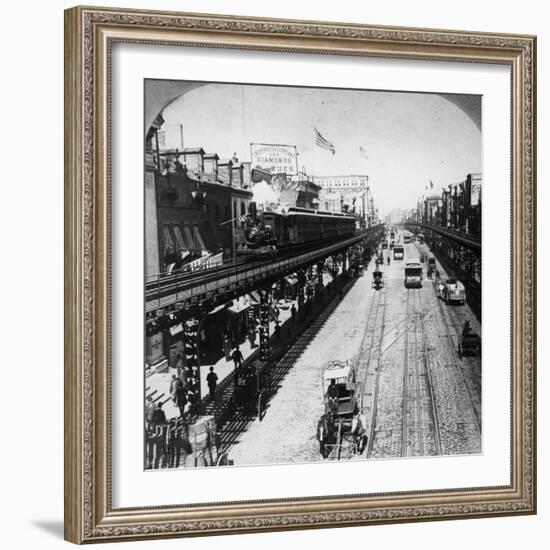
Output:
[
  {"xmin": 186, "ymin": 388, "xmax": 198, "ymax": 415},
  {"xmin": 222, "ymin": 331, "xmax": 231, "ymax": 361},
  {"xmin": 152, "ymin": 402, "xmax": 167, "ymax": 426},
  {"xmin": 248, "ymin": 327, "xmax": 257, "ymax": 348},
  {"xmin": 206, "ymin": 366, "xmax": 218, "ymax": 399},
  {"xmin": 291, "ymin": 304, "xmax": 297, "ymax": 322},
  {"xmin": 387, "ymin": 256, "xmax": 391, "ymax": 265},
  {"xmin": 327, "ymin": 379, "xmax": 339, "ymax": 414},
  {"xmin": 167, "ymin": 419, "xmax": 180, "ymax": 468},
  {"xmin": 145, "ymin": 396, "xmax": 155, "ymax": 428},
  {"xmin": 231, "ymin": 346, "xmax": 244, "ymax": 370},
  {"xmin": 174, "ymin": 383, "xmax": 187, "ymax": 418},
  {"xmin": 169, "ymin": 374, "xmax": 182, "ymax": 397},
  {"xmin": 274, "ymin": 321, "xmax": 281, "ymax": 342}
]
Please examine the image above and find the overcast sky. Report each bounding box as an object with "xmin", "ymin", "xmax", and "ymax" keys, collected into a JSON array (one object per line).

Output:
[{"xmin": 160, "ymin": 82, "xmax": 481, "ymax": 216}]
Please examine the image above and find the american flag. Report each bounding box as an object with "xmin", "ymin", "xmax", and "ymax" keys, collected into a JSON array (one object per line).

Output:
[{"xmin": 314, "ymin": 127, "xmax": 335, "ymax": 155}]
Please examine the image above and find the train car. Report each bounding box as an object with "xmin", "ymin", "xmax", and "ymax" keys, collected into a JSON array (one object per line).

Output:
[{"xmin": 241, "ymin": 206, "xmax": 355, "ymax": 258}]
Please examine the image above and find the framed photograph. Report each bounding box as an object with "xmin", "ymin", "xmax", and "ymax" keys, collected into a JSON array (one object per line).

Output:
[{"xmin": 64, "ymin": 5, "xmax": 537, "ymax": 544}]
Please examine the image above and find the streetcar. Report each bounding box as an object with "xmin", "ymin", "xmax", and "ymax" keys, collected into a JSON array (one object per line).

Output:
[
  {"xmin": 393, "ymin": 244, "xmax": 405, "ymax": 260},
  {"xmin": 403, "ymin": 232, "xmax": 411, "ymax": 244},
  {"xmin": 404, "ymin": 262, "xmax": 423, "ymax": 288}
]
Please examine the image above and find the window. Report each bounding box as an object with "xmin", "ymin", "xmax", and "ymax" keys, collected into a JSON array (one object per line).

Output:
[
  {"xmin": 183, "ymin": 225, "xmax": 196, "ymax": 250},
  {"xmin": 193, "ymin": 226, "xmax": 206, "ymax": 250},
  {"xmin": 173, "ymin": 225, "xmax": 187, "ymax": 250},
  {"xmin": 241, "ymin": 202, "xmax": 246, "ymax": 216},
  {"xmin": 162, "ymin": 225, "xmax": 174, "ymax": 249}
]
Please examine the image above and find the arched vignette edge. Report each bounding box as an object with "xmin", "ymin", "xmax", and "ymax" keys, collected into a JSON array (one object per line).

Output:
[{"xmin": 68, "ymin": 6, "xmax": 536, "ymax": 543}]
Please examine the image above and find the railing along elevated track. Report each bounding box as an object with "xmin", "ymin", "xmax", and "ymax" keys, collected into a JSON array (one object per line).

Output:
[
  {"xmin": 399, "ymin": 222, "xmax": 481, "ymax": 252},
  {"xmin": 146, "ymin": 225, "xmax": 384, "ymax": 314}
]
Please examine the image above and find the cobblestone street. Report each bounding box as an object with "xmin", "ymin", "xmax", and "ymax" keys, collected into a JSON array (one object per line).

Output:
[{"xmin": 229, "ymin": 242, "xmax": 482, "ymax": 466}]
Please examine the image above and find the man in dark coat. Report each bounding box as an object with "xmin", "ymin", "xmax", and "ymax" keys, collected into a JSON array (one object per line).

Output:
[
  {"xmin": 152, "ymin": 402, "xmax": 167, "ymax": 426},
  {"xmin": 231, "ymin": 346, "xmax": 244, "ymax": 370},
  {"xmin": 174, "ymin": 384, "xmax": 187, "ymax": 418},
  {"xmin": 206, "ymin": 367, "xmax": 218, "ymax": 399}
]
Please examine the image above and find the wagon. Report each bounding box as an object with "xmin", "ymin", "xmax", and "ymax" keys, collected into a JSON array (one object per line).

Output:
[
  {"xmin": 372, "ymin": 269, "xmax": 384, "ymax": 290},
  {"xmin": 322, "ymin": 360, "xmax": 357, "ymax": 427},
  {"xmin": 316, "ymin": 360, "xmax": 367, "ymax": 460},
  {"xmin": 458, "ymin": 331, "xmax": 481, "ymax": 358},
  {"xmin": 427, "ymin": 257, "xmax": 437, "ymax": 278}
]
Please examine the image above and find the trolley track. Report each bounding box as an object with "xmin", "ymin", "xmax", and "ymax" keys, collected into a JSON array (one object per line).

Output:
[
  {"xmin": 401, "ymin": 290, "xmax": 411, "ymax": 456},
  {"xmin": 417, "ymin": 290, "xmax": 443, "ymax": 455},
  {"xmin": 435, "ymin": 293, "xmax": 482, "ymax": 438},
  {"xmin": 367, "ymin": 284, "xmax": 443, "ymax": 458},
  {"xmin": 323, "ymin": 268, "xmax": 386, "ymax": 461},
  {"xmin": 364, "ymin": 281, "xmax": 389, "ymax": 458}
]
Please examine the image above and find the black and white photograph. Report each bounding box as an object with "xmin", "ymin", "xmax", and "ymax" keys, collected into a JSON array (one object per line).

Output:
[{"xmin": 144, "ymin": 79, "xmax": 482, "ymax": 469}]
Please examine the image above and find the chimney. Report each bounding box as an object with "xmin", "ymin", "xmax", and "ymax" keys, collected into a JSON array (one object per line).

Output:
[
  {"xmin": 218, "ymin": 159, "xmax": 233, "ymax": 185},
  {"xmin": 241, "ymin": 161, "xmax": 251, "ymax": 189},
  {"xmin": 231, "ymin": 163, "xmax": 244, "ymax": 188},
  {"xmin": 182, "ymin": 147, "xmax": 205, "ymax": 179},
  {"xmin": 203, "ymin": 153, "xmax": 219, "ymax": 181}
]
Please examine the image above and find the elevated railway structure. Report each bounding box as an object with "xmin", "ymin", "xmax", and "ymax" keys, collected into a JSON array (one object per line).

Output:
[
  {"xmin": 146, "ymin": 225, "xmax": 385, "ymax": 318},
  {"xmin": 401, "ymin": 222, "xmax": 481, "ymax": 320},
  {"xmin": 146, "ymin": 225, "xmax": 384, "ymax": 402}
]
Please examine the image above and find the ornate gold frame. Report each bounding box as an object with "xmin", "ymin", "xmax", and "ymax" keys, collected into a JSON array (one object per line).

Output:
[{"xmin": 64, "ymin": 5, "xmax": 537, "ymax": 544}]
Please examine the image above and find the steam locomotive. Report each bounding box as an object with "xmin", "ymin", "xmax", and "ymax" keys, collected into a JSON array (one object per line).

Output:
[{"xmin": 239, "ymin": 205, "xmax": 357, "ymax": 258}]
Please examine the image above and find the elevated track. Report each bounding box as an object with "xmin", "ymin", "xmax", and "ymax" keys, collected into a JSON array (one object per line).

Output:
[{"xmin": 146, "ymin": 225, "xmax": 384, "ymax": 314}]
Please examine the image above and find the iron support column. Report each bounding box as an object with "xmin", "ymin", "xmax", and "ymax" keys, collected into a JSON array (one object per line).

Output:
[
  {"xmin": 183, "ymin": 319, "xmax": 201, "ymax": 414},
  {"xmin": 259, "ymin": 289, "xmax": 270, "ymax": 361}
]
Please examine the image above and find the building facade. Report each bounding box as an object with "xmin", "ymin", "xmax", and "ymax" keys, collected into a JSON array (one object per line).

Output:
[{"xmin": 313, "ymin": 174, "xmax": 376, "ymax": 226}]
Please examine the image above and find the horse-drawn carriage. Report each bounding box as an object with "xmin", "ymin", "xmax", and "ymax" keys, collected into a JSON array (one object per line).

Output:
[
  {"xmin": 316, "ymin": 360, "xmax": 368, "ymax": 460},
  {"xmin": 427, "ymin": 257, "xmax": 437, "ymax": 278},
  {"xmin": 372, "ymin": 268, "xmax": 384, "ymax": 290},
  {"xmin": 233, "ymin": 360, "xmax": 271, "ymax": 420},
  {"xmin": 458, "ymin": 321, "xmax": 481, "ymax": 358}
]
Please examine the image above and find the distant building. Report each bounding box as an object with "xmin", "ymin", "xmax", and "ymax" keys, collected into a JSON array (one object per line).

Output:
[
  {"xmin": 314, "ymin": 174, "xmax": 376, "ymax": 226},
  {"xmin": 313, "ymin": 174, "xmax": 369, "ymax": 192},
  {"xmin": 319, "ymin": 188, "xmax": 342, "ymax": 213}
]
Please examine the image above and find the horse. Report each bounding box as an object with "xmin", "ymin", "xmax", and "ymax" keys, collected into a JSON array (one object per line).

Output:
[{"xmin": 317, "ymin": 411, "xmax": 337, "ymax": 458}]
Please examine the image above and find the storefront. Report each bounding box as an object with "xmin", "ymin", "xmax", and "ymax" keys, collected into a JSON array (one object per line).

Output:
[{"xmin": 199, "ymin": 297, "xmax": 252, "ymax": 364}]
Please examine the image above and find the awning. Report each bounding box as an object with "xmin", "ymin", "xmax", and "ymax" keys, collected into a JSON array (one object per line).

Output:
[
  {"xmin": 227, "ymin": 298, "xmax": 250, "ymax": 315},
  {"xmin": 248, "ymin": 291, "xmax": 261, "ymax": 303},
  {"xmin": 323, "ymin": 361, "xmax": 351, "ymax": 381}
]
